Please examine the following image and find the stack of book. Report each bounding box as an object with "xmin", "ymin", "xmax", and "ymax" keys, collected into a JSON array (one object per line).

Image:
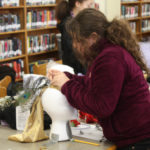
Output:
[
  {"xmin": 26, "ymin": 10, "xmax": 57, "ymax": 29},
  {"xmin": 0, "ymin": 0, "xmax": 19, "ymax": 7},
  {"xmin": 0, "ymin": 59, "xmax": 24, "ymax": 80},
  {"xmin": 142, "ymin": 4, "xmax": 150, "ymax": 17},
  {"xmin": 27, "ymin": 33, "xmax": 56, "ymax": 54},
  {"xmin": 142, "ymin": 19, "xmax": 150, "ymax": 32},
  {"xmin": 0, "ymin": 14, "xmax": 20, "ymax": 32},
  {"xmin": 129, "ymin": 22, "xmax": 136, "ymax": 33},
  {"xmin": 0, "ymin": 38, "xmax": 22, "ymax": 60},
  {"xmin": 26, "ymin": 0, "xmax": 56, "ymax": 5},
  {"xmin": 121, "ymin": 5, "xmax": 138, "ymax": 18}
]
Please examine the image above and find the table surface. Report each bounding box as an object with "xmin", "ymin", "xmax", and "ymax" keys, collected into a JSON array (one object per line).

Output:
[{"xmin": 0, "ymin": 125, "xmax": 114, "ymax": 150}]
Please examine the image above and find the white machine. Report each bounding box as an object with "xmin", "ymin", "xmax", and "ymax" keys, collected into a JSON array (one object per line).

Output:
[{"xmin": 42, "ymin": 61, "xmax": 77, "ymax": 142}]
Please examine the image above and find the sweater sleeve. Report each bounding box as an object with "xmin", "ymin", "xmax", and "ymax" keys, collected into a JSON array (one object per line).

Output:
[
  {"xmin": 64, "ymin": 72, "xmax": 75, "ymax": 79},
  {"xmin": 65, "ymin": 72, "xmax": 86, "ymax": 85},
  {"xmin": 61, "ymin": 55, "xmax": 125, "ymax": 119}
]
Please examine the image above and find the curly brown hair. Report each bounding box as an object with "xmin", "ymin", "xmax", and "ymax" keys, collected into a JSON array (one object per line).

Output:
[{"xmin": 66, "ymin": 8, "xmax": 149, "ymax": 75}]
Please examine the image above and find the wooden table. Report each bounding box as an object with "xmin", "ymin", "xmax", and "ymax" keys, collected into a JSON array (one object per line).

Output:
[{"xmin": 0, "ymin": 126, "xmax": 115, "ymax": 150}]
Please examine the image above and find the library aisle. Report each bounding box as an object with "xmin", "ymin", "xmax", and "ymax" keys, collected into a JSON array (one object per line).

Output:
[
  {"xmin": 0, "ymin": 0, "xmax": 59, "ymax": 82},
  {"xmin": 0, "ymin": 126, "xmax": 113, "ymax": 150},
  {"xmin": 121, "ymin": 0, "xmax": 150, "ymax": 40}
]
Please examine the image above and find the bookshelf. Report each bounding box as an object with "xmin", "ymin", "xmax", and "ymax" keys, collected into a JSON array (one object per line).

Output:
[
  {"xmin": 0, "ymin": 0, "xmax": 59, "ymax": 81},
  {"xmin": 121, "ymin": 0, "xmax": 150, "ymax": 40}
]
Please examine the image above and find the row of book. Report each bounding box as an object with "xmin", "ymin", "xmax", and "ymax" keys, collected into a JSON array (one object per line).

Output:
[
  {"xmin": 0, "ymin": 14, "xmax": 20, "ymax": 32},
  {"xmin": 27, "ymin": 33, "xmax": 56, "ymax": 54},
  {"xmin": 142, "ymin": 4, "xmax": 150, "ymax": 16},
  {"xmin": 141, "ymin": 36, "xmax": 150, "ymax": 42},
  {"xmin": 121, "ymin": 6, "xmax": 138, "ymax": 18},
  {"xmin": 0, "ymin": 0, "xmax": 19, "ymax": 7},
  {"xmin": 129, "ymin": 22, "xmax": 136, "ymax": 33},
  {"xmin": 0, "ymin": 59, "xmax": 24, "ymax": 80},
  {"xmin": 142, "ymin": 19, "xmax": 150, "ymax": 32},
  {"xmin": 26, "ymin": 0, "xmax": 56, "ymax": 5},
  {"xmin": 0, "ymin": 38, "xmax": 22, "ymax": 60},
  {"xmin": 27, "ymin": 10, "xmax": 57, "ymax": 29}
]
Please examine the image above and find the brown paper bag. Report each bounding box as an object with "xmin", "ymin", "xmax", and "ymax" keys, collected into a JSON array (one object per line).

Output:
[{"xmin": 8, "ymin": 89, "xmax": 49, "ymax": 142}]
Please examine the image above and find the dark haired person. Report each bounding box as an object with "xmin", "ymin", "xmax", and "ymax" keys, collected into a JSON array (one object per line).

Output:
[
  {"xmin": 56, "ymin": 0, "xmax": 94, "ymax": 74},
  {"xmin": 48, "ymin": 8, "xmax": 150, "ymax": 150}
]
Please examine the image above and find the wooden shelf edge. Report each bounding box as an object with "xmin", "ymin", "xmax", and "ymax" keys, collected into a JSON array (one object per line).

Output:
[
  {"xmin": 126, "ymin": 17, "xmax": 141, "ymax": 21},
  {"xmin": 0, "ymin": 30, "xmax": 25, "ymax": 35},
  {"xmin": 0, "ymin": 6, "xmax": 24, "ymax": 9},
  {"xmin": 141, "ymin": 31, "xmax": 150, "ymax": 34},
  {"xmin": 28, "ymin": 49, "xmax": 58, "ymax": 57},
  {"xmin": 141, "ymin": 1, "xmax": 150, "ymax": 4},
  {"xmin": 16, "ymin": 78, "xmax": 23, "ymax": 82},
  {"xmin": 136, "ymin": 32, "xmax": 141, "ymax": 35},
  {"xmin": 26, "ymin": 4, "xmax": 56, "ymax": 8},
  {"xmin": 0, "ymin": 55, "xmax": 26, "ymax": 63},
  {"xmin": 27, "ymin": 26, "xmax": 57, "ymax": 32},
  {"xmin": 121, "ymin": 1, "xmax": 141, "ymax": 5},
  {"xmin": 141, "ymin": 16, "xmax": 150, "ymax": 19}
]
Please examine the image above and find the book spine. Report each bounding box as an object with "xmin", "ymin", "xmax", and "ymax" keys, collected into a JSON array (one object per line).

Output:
[
  {"xmin": 26, "ymin": 0, "xmax": 57, "ymax": 5},
  {"xmin": 27, "ymin": 9, "xmax": 56, "ymax": 29},
  {"xmin": 121, "ymin": 5, "xmax": 139, "ymax": 19},
  {"xmin": 0, "ymin": 0, "xmax": 19, "ymax": 7},
  {"xmin": 142, "ymin": 19, "xmax": 150, "ymax": 32},
  {"xmin": 27, "ymin": 33, "xmax": 56, "ymax": 54},
  {"xmin": 142, "ymin": 4, "xmax": 150, "ymax": 17},
  {"xmin": 0, "ymin": 38, "xmax": 22, "ymax": 60},
  {"xmin": 0, "ymin": 13, "xmax": 20, "ymax": 32}
]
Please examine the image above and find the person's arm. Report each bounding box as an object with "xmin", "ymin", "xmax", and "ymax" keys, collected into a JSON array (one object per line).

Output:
[
  {"xmin": 64, "ymin": 72, "xmax": 86, "ymax": 85},
  {"xmin": 61, "ymin": 56, "xmax": 125, "ymax": 119},
  {"xmin": 64, "ymin": 72, "xmax": 75, "ymax": 79}
]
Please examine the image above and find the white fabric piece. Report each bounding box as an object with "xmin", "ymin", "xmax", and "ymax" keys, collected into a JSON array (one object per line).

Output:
[{"xmin": 140, "ymin": 42, "xmax": 150, "ymax": 69}]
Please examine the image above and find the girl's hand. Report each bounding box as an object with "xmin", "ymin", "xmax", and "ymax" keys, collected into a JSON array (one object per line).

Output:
[{"xmin": 47, "ymin": 69, "xmax": 70, "ymax": 90}]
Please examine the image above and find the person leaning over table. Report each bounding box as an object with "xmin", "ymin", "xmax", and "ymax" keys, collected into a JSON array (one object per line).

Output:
[
  {"xmin": 56, "ymin": 0, "xmax": 94, "ymax": 74},
  {"xmin": 47, "ymin": 8, "xmax": 150, "ymax": 150}
]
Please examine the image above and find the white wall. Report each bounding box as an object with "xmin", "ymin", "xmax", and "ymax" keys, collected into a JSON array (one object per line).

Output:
[
  {"xmin": 95, "ymin": 0, "xmax": 121, "ymax": 21},
  {"xmin": 95, "ymin": 0, "xmax": 106, "ymax": 14}
]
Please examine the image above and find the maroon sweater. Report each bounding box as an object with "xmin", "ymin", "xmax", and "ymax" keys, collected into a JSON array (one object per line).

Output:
[{"xmin": 61, "ymin": 39, "xmax": 150, "ymax": 148}]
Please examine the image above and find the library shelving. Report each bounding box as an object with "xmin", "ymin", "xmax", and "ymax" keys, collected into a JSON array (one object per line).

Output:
[
  {"xmin": 0, "ymin": 0, "xmax": 59, "ymax": 81},
  {"xmin": 121, "ymin": 0, "xmax": 150, "ymax": 40}
]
